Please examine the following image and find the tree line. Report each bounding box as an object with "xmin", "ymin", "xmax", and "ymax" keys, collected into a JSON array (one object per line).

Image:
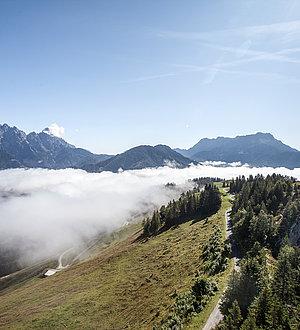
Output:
[
  {"xmin": 217, "ymin": 174, "xmax": 300, "ymax": 329},
  {"xmin": 143, "ymin": 184, "xmax": 222, "ymax": 237},
  {"xmin": 230, "ymin": 174, "xmax": 299, "ymax": 254}
]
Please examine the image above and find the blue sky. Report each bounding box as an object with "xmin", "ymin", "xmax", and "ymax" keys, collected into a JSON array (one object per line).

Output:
[{"xmin": 1, "ymin": 0, "xmax": 300, "ymax": 154}]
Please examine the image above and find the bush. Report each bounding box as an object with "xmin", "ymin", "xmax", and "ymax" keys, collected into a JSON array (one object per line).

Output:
[
  {"xmin": 157, "ymin": 277, "xmax": 218, "ymax": 329},
  {"xmin": 203, "ymin": 228, "xmax": 230, "ymax": 275}
]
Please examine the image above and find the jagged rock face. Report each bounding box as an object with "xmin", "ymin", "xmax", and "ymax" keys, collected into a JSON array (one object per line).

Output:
[
  {"xmin": 0, "ymin": 124, "xmax": 111, "ymax": 170},
  {"xmin": 0, "ymin": 124, "xmax": 193, "ymax": 172},
  {"xmin": 0, "ymin": 124, "xmax": 38, "ymax": 167},
  {"xmin": 26, "ymin": 131, "xmax": 76, "ymax": 168},
  {"xmin": 0, "ymin": 148, "xmax": 21, "ymax": 169}
]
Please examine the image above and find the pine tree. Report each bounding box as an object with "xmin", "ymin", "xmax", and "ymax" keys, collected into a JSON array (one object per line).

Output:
[
  {"xmin": 273, "ymin": 245, "xmax": 296, "ymax": 305},
  {"xmin": 219, "ymin": 300, "xmax": 243, "ymax": 330},
  {"xmin": 143, "ymin": 217, "xmax": 151, "ymax": 236},
  {"xmin": 149, "ymin": 211, "xmax": 161, "ymax": 235}
]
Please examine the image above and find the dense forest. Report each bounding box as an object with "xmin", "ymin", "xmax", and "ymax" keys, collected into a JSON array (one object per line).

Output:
[
  {"xmin": 218, "ymin": 174, "xmax": 300, "ymax": 329},
  {"xmin": 143, "ymin": 183, "xmax": 222, "ymax": 237}
]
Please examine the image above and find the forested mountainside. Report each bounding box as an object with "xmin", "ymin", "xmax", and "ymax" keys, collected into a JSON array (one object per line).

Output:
[
  {"xmin": 217, "ymin": 174, "xmax": 300, "ymax": 329},
  {"xmin": 143, "ymin": 183, "xmax": 221, "ymax": 236},
  {"xmin": 83, "ymin": 145, "xmax": 194, "ymax": 172}
]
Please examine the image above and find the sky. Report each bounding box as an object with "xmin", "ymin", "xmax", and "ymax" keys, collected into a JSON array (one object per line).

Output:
[{"xmin": 1, "ymin": 0, "xmax": 300, "ymax": 154}]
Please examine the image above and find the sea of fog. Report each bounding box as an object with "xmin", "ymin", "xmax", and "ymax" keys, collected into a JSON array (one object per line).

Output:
[{"xmin": 0, "ymin": 164, "xmax": 300, "ymax": 264}]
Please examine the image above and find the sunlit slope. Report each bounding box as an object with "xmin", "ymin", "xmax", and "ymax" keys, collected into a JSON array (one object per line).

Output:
[{"xmin": 0, "ymin": 191, "xmax": 231, "ymax": 329}]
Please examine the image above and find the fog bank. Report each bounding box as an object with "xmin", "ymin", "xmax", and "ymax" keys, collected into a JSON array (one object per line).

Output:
[{"xmin": 0, "ymin": 164, "xmax": 299, "ymax": 265}]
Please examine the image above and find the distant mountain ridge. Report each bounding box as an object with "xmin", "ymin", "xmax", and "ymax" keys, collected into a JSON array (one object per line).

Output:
[
  {"xmin": 1, "ymin": 124, "xmax": 300, "ymax": 171},
  {"xmin": 0, "ymin": 124, "xmax": 192, "ymax": 172},
  {"xmin": 0, "ymin": 124, "xmax": 111, "ymax": 170},
  {"xmin": 83, "ymin": 144, "xmax": 194, "ymax": 172},
  {"xmin": 175, "ymin": 132, "xmax": 300, "ymax": 169}
]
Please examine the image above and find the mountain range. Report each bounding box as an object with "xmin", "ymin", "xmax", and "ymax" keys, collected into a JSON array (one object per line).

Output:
[
  {"xmin": 1, "ymin": 123, "xmax": 300, "ymax": 171},
  {"xmin": 0, "ymin": 124, "xmax": 111, "ymax": 170},
  {"xmin": 175, "ymin": 132, "xmax": 300, "ymax": 168},
  {"xmin": 83, "ymin": 144, "xmax": 193, "ymax": 172}
]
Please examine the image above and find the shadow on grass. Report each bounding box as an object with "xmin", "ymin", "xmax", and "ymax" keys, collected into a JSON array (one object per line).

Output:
[
  {"xmin": 136, "ymin": 207, "xmax": 221, "ymax": 244},
  {"xmin": 190, "ymin": 206, "xmax": 222, "ymax": 225}
]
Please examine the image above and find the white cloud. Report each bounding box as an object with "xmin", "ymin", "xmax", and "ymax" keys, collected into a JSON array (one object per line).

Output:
[
  {"xmin": 0, "ymin": 165, "xmax": 300, "ymax": 266},
  {"xmin": 43, "ymin": 123, "xmax": 65, "ymax": 138}
]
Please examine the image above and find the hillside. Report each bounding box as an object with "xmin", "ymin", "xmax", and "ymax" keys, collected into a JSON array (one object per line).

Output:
[
  {"xmin": 0, "ymin": 189, "xmax": 232, "ymax": 329},
  {"xmin": 214, "ymin": 175, "xmax": 300, "ymax": 329},
  {"xmin": 84, "ymin": 144, "xmax": 194, "ymax": 172},
  {"xmin": 176, "ymin": 132, "xmax": 300, "ymax": 168},
  {"xmin": 0, "ymin": 124, "xmax": 111, "ymax": 170}
]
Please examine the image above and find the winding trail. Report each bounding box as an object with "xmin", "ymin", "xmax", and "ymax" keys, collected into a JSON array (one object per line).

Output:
[
  {"xmin": 57, "ymin": 248, "xmax": 74, "ymax": 269},
  {"xmin": 202, "ymin": 209, "xmax": 240, "ymax": 330},
  {"xmin": 44, "ymin": 240, "xmax": 100, "ymax": 277},
  {"xmin": 44, "ymin": 247, "xmax": 74, "ymax": 276}
]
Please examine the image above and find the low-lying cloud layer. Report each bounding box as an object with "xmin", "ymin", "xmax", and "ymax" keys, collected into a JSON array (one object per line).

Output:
[{"xmin": 0, "ymin": 164, "xmax": 300, "ymax": 265}]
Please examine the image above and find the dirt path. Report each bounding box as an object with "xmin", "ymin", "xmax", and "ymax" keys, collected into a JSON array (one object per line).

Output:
[
  {"xmin": 202, "ymin": 209, "xmax": 240, "ymax": 330},
  {"xmin": 57, "ymin": 247, "xmax": 74, "ymax": 269},
  {"xmin": 44, "ymin": 247, "xmax": 74, "ymax": 276}
]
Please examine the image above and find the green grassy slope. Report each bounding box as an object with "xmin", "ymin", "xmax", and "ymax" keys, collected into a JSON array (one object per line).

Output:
[{"xmin": 0, "ymin": 189, "xmax": 232, "ymax": 330}]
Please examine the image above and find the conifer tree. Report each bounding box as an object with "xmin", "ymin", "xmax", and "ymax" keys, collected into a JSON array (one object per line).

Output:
[
  {"xmin": 220, "ymin": 300, "xmax": 243, "ymax": 330},
  {"xmin": 272, "ymin": 245, "xmax": 296, "ymax": 305}
]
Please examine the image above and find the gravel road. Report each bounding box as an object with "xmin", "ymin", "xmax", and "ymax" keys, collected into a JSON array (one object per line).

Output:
[{"xmin": 202, "ymin": 209, "xmax": 240, "ymax": 330}]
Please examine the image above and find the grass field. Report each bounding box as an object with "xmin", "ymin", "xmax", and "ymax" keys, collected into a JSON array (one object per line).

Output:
[{"xmin": 0, "ymin": 188, "xmax": 232, "ymax": 329}]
